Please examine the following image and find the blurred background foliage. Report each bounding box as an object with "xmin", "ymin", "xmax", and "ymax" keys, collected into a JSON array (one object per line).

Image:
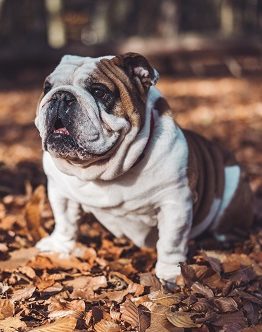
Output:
[
  {"xmin": 0, "ymin": 0, "xmax": 261, "ymax": 197},
  {"xmin": 0, "ymin": 0, "xmax": 261, "ymax": 87}
]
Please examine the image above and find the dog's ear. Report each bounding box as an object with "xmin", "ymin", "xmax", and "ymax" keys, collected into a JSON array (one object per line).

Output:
[{"xmin": 113, "ymin": 52, "xmax": 159, "ymax": 93}]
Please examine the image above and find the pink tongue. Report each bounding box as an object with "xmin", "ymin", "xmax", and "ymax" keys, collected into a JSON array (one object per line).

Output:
[{"xmin": 54, "ymin": 127, "xmax": 70, "ymax": 135}]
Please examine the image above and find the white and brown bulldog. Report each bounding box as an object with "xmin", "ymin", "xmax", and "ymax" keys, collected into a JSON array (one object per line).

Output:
[{"xmin": 35, "ymin": 53, "xmax": 253, "ymax": 283}]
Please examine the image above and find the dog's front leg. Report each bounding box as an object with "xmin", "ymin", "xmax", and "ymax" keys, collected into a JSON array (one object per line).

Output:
[
  {"xmin": 155, "ymin": 198, "xmax": 193, "ymax": 284},
  {"xmin": 36, "ymin": 182, "xmax": 81, "ymax": 254}
]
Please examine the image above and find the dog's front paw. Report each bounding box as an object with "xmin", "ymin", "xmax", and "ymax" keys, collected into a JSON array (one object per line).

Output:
[
  {"xmin": 161, "ymin": 279, "xmax": 179, "ymax": 292},
  {"xmin": 36, "ymin": 234, "xmax": 75, "ymax": 254},
  {"xmin": 155, "ymin": 261, "xmax": 181, "ymax": 285}
]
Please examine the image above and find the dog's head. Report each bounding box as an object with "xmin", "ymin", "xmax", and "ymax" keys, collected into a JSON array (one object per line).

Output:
[{"xmin": 35, "ymin": 53, "xmax": 159, "ymax": 166}]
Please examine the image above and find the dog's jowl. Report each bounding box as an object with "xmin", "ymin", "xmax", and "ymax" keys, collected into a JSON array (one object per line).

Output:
[{"xmin": 35, "ymin": 53, "xmax": 253, "ymax": 283}]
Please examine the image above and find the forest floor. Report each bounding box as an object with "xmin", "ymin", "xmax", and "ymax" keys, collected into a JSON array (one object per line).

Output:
[{"xmin": 0, "ymin": 76, "xmax": 261, "ymax": 332}]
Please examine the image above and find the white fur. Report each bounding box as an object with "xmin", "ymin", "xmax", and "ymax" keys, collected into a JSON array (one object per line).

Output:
[
  {"xmin": 36, "ymin": 58, "xmax": 240, "ymax": 282},
  {"xmin": 210, "ymin": 165, "xmax": 240, "ymax": 231},
  {"xmin": 38, "ymin": 86, "xmax": 194, "ymax": 282}
]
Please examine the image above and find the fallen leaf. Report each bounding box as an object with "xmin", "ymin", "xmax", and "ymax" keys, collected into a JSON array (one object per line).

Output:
[
  {"xmin": 243, "ymin": 302, "xmax": 259, "ymax": 326},
  {"xmin": 41, "ymin": 283, "xmax": 63, "ymax": 296},
  {"xmin": 149, "ymin": 291, "xmax": 183, "ymax": 306},
  {"xmin": 64, "ymin": 275, "xmax": 107, "ymax": 291},
  {"xmin": 30, "ymin": 316, "xmax": 77, "ymax": 331},
  {"xmin": 191, "ymin": 298, "xmax": 211, "ymax": 312},
  {"xmin": 12, "ymin": 285, "xmax": 36, "ymax": 302},
  {"xmin": 18, "ymin": 265, "xmax": 36, "ymax": 279},
  {"xmin": 120, "ymin": 300, "xmax": 150, "ymax": 331},
  {"xmin": 139, "ymin": 273, "xmax": 161, "ymax": 291},
  {"xmin": 166, "ymin": 311, "xmax": 200, "ymax": 328},
  {"xmin": 29, "ymin": 252, "xmax": 90, "ymax": 271},
  {"xmin": 94, "ymin": 319, "xmax": 121, "ymax": 332},
  {"xmin": 203, "ymin": 273, "xmax": 226, "ymax": 290},
  {"xmin": 228, "ymin": 266, "xmax": 256, "ymax": 285},
  {"xmin": 24, "ymin": 185, "xmax": 47, "ymax": 242},
  {"xmin": 120, "ymin": 299, "xmax": 139, "ymax": 328},
  {"xmin": 242, "ymin": 325, "xmax": 262, "ymax": 332},
  {"xmin": 213, "ymin": 297, "xmax": 238, "ymax": 312},
  {"xmin": 0, "ymin": 317, "xmax": 26, "ymax": 332},
  {"xmin": 0, "ymin": 299, "xmax": 14, "ymax": 319},
  {"xmin": 212, "ymin": 311, "xmax": 247, "ymax": 328},
  {"xmin": 0, "ymin": 247, "xmax": 38, "ymax": 270},
  {"xmin": 191, "ymin": 282, "xmax": 214, "ymax": 298},
  {"xmin": 145, "ymin": 304, "xmax": 181, "ymax": 332},
  {"xmin": 180, "ymin": 262, "xmax": 196, "ymax": 286}
]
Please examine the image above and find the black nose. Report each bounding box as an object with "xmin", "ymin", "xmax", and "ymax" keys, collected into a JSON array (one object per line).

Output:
[{"xmin": 52, "ymin": 91, "xmax": 76, "ymax": 103}]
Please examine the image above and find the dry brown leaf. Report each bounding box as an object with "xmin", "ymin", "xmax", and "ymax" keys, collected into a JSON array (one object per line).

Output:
[
  {"xmin": 94, "ymin": 319, "xmax": 121, "ymax": 332},
  {"xmin": 102, "ymin": 289, "xmax": 129, "ymax": 303},
  {"xmin": 145, "ymin": 304, "xmax": 181, "ymax": 332},
  {"xmin": 120, "ymin": 299, "xmax": 139, "ymax": 327},
  {"xmin": 109, "ymin": 271, "xmax": 133, "ymax": 286},
  {"xmin": 139, "ymin": 273, "xmax": 161, "ymax": 291},
  {"xmin": 242, "ymin": 325, "xmax": 262, "ymax": 332},
  {"xmin": 64, "ymin": 275, "xmax": 107, "ymax": 293},
  {"xmin": 243, "ymin": 302, "xmax": 259, "ymax": 326},
  {"xmin": 200, "ymin": 252, "xmax": 222, "ymax": 274},
  {"xmin": 232, "ymin": 290, "xmax": 262, "ymax": 305},
  {"xmin": 18, "ymin": 265, "xmax": 36, "ymax": 279},
  {"xmin": 0, "ymin": 299, "xmax": 14, "ymax": 319},
  {"xmin": 120, "ymin": 300, "xmax": 150, "ymax": 331},
  {"xmin": 66, "ymin": 299, "xmax": 86, "ymax": 313},
  {"xmin": 71, "ymin": 244, "xmax": 97, "ymax": 264},
  {"xmin": 203, "ymin": 272, "xmax": 226, "ymax": 290},
  {"xmin": 223, "ymin": 254, "xmax": 253, "ymax": 273},
  {"xmin": 166, "ymin": 311, "xmax": 201, "ymax": 328},
  {"xmin": 41, "ymin": 283, "xmax": 63, "ymax": 295},
  {"xmin": 191, "ymin": 282, "xmax": 214, "ymax": 298},
  {"xmin": 110, "ymin": 307, "xmax": 121, "ymax": 321},
  {"xmin": 30, "ymin": 316, "xmax": 77, "ymax": 331},
  {"xmin": 24, "ymin": 185, "xmax": 47, "ymax": 242},
  {"xmin": 212, "ymin": 311, "xmax": 247, "ymax": 328},
  {"xmin": 48, "ymin": 310, "xmax": 77, "ymax": 320},
  {"xmin": 0, "ymin": 243, "xmax": 8, "ymax": 253},
  {"xmin": 149, "ymin": 291, "xmax": 183, "ymax": 306},
  {"xmin": 12, "ymin": 285, "xmax": 36, "ymax": 302},
  {"xmin": 36, "ymin": 277, "xmax": 56, "ymax": 292},
  {"xmin": 0, "ymin": 317, "xmax": 26, "ymax": 331},
  {"xmin": 29, "ymin": 252, "xmax": 90, "ymax": 271},
  {"xmin": 0, "ymin": 247, "xmax": 38, "ymax": 270},
  {"xmin": 191, "ymin": 264, "xmax": 209, "ymax": 280},
  {"xmin": 180, "ymin": 262, "xmax": 196, "ymax": 286},
  {"xmin": 214, "ymin": 297, "xmax": 238, "ymax": 312},
  {"xmin": 229, "ymin": 266, "xmax": 256, "ymax": 284},
  {"xmin": 126, "ymin": 282, "xmax": 145, "ymax": 297},
  {"xmin": 191, "ymin": 298, "xmax": 211, "ymax": 313},
  {"xmin": 98, "ymin": 280, "xmax": 143, "ymax": 303}
]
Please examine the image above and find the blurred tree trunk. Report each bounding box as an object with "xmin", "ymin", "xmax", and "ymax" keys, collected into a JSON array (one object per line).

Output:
[{"xmin": 0, "ymin": 0, "xmax": 47, "ymax": 46}]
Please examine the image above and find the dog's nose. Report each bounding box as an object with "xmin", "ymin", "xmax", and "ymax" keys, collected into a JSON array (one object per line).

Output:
[{"xmin": 52, "ymin": 91, "xmax": 76, "ymax": 103}]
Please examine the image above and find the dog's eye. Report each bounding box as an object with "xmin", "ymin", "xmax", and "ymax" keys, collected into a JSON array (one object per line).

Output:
[
  {"xmin": 91, "ymin": 84, "xmax": 110, "ymax": 100},
  {"xmin": 93, "ymin": 88, "xmax": 107, "ymax": 99},
  {"xmin": 43, "ymin": 81, "xmax": 52, "ymax": 95},
  {"xmin": 91, "ymin": 84, "xmax": 115, "ymax": 111}
]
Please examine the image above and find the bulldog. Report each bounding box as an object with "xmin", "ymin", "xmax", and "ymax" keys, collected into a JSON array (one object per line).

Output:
[{"xmin": 35, "ymin": 53, "xmax": 253, "ymax": 283}]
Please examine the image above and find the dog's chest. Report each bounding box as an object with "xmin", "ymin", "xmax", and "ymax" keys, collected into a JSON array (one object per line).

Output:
[
  {"xmin": 56, "ymin": 174, "xmax": 158, "ymax": 242},
  {"xmin": 49, "ymin": 164, "xmax": 158, "ymax": 219}
]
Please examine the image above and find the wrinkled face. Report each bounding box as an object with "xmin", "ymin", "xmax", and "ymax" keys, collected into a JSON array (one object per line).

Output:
[{"xmin": 35, "ymin": 53, "xmax": 158, "ymax": 164}]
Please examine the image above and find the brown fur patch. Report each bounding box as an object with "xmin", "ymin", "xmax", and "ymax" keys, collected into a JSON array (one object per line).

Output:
[
  {"xmin": 183, "ymin": 129, "xmax": 253, "ymax": 232},
  {"xmin": 94, "ymin": 58, "xmax": 147, "ymax": 128},
  {"xmin": 183, "ymin": 130, "xmax": 225, "ymax": 226},
  {"xmin": 154, "ymin": 97, "xmax": 172, "ymax": 116},
  {"xmin": 214, "ymin": 169, "xmax": 253, "ymax": 234}
]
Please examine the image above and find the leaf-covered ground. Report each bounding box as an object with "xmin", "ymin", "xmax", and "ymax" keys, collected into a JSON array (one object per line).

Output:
[{"xmin": 0, "ymin": 77, "xmax": 261, "ymax": 331}]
